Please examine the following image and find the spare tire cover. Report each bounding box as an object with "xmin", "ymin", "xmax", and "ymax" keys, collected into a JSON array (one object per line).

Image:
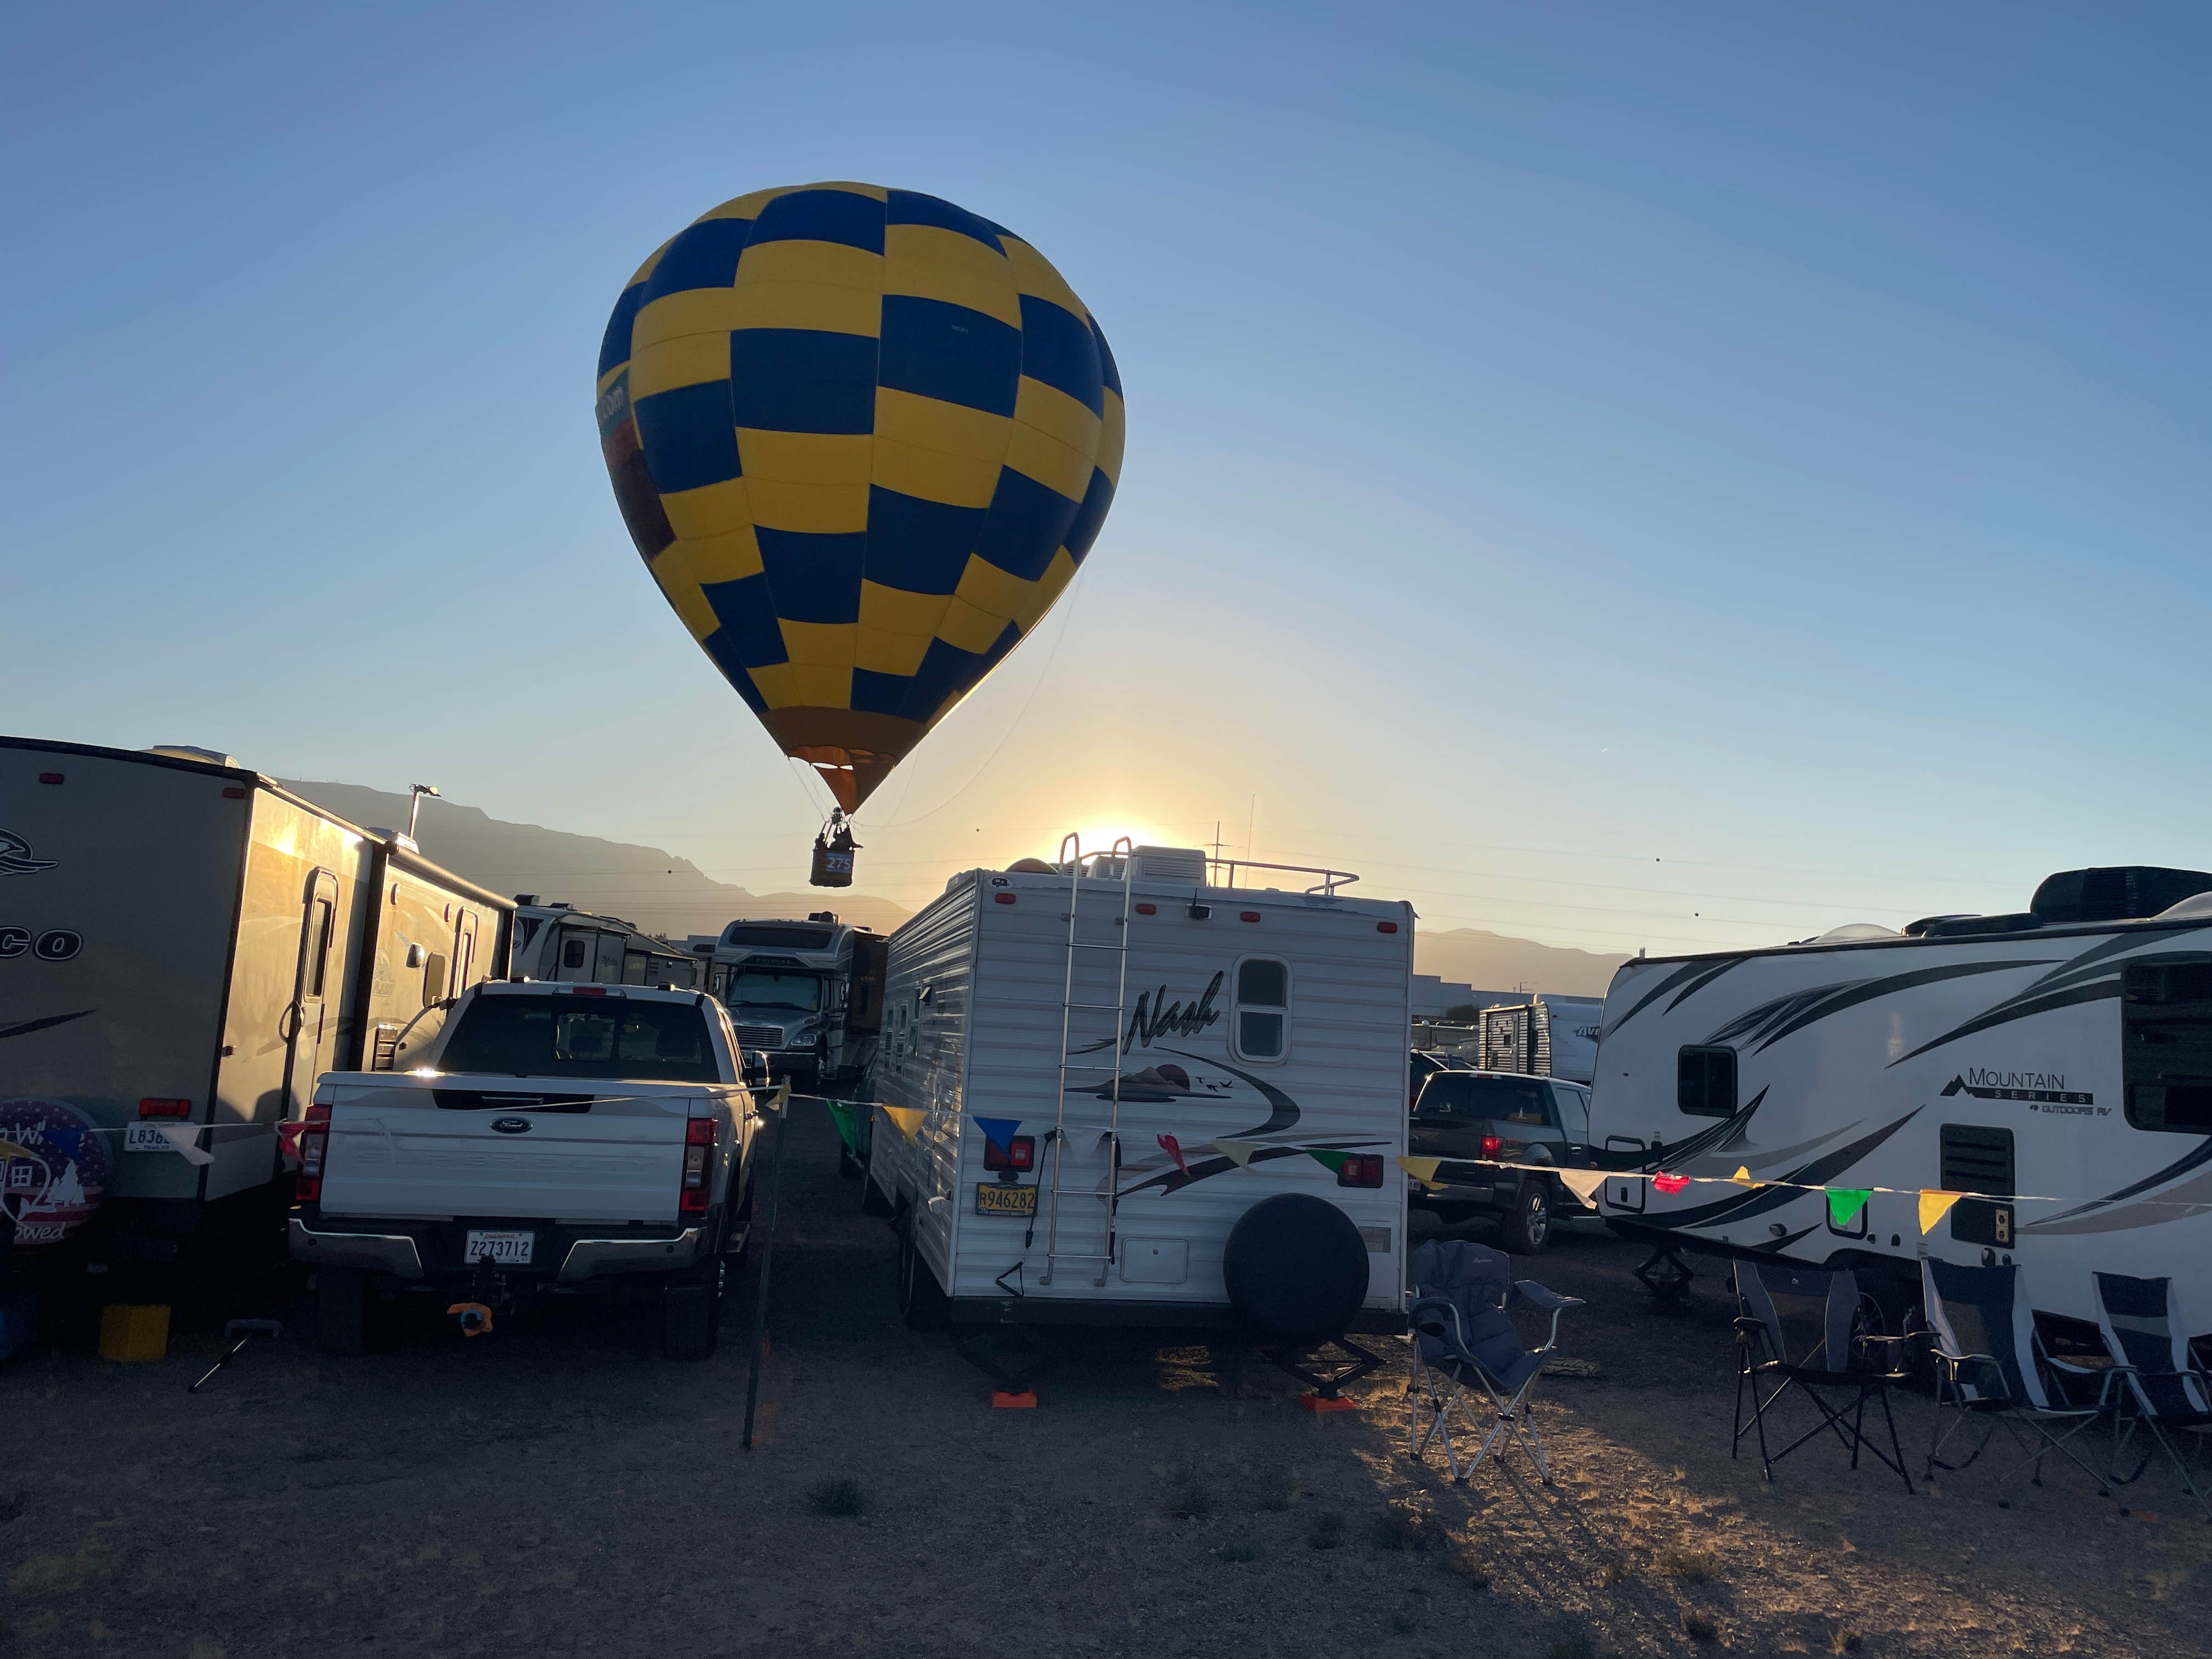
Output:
[{"xmin": 1222, "ymin": 1193, "xmax": 1370, "ymax": 1341}]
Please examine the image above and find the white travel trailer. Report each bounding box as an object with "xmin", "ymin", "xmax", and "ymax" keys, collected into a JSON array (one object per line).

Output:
[
  {"xmin": 1475, "ymin": 995, "xmax": 1605, "ymax": 1085},
  {"xmin": 864, "ymin": 843, "xmax": 1413, "ymax": 1338},
  {"xmin": 511, "ymin": 900, "xmax": 699, "ymax": 990},
  {"xmin": 685, "ymin": 913, "xmax": 887, "ymax": 1090},
  {"xmin": 1587, "ymin": 866, "xmax": 2212, "ymax": 1334},
  {"xmin": 0, "ymin": 736, "xmax": 511, "ymax": 1264}
]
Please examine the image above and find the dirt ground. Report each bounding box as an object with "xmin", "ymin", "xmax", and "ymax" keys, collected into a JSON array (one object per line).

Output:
[{"xmin": 4, "ymin": 1108, "xmax": 2209, "ymax": 1659}]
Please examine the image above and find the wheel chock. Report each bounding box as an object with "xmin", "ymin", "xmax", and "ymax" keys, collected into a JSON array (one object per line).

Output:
[
  {"xmin": 991, "ymin": 1389, "xmax": 1039, "ymax": 1409},
  {"xmin": 1297, "ymin": 1392, "xmax": 1359, "ymax": 1414},
  {"xmin": 447, "ymin": 1302, "xmax": 494, "ymax": 1337}
]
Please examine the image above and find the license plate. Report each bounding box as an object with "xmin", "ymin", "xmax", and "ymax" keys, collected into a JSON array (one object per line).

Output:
[
  {"xmin": 124, "ymin": 1122, "xmax": 179, "ymax": 1153},
  {"xmin": 464, "ymin": 1230, "xmax": 535, "ymax": 1265},
  {"xmin": 974, "ymin": 1182, "xmax": 1036, "ymax": 1217}
]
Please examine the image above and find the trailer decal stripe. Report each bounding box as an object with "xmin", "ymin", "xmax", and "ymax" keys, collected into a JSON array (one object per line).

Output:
[
  {"xmin": 1740, "ymin": 959, "xmax": 2046, "ymax": 1054},
  {"xmin": 1607, "ymin": 957, "xmax": 1746, "ymax": 1039},
  {"xmin": 0, "ymin": 1009, "xmax": 94, "ymax": 1045},
  {"xmin": 1887, "ymin": 975, "xmax": 2121, "ymax": 1067}
]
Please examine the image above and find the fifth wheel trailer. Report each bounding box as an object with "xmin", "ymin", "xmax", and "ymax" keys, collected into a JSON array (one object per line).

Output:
[
  {"xmin": 1586, "ymin": 864, "xmax": 2212, "ymax": 1334},
  {"xmin": 0, "ymin": 736, "xmax": 511, "ymax": 1267}
]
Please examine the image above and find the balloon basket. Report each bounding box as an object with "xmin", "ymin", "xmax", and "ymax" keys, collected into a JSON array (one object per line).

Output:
[{"xmin": 810, "ymin": 843, "xmax": 854, "ymax": 888}]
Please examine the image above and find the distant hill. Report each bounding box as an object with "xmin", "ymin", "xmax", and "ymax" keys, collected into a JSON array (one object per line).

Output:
[
  {"xmin": 278, "ymin": 780, "xmax": 912, "ymax": 940},
  {"xmin": 1413, "ymin": 928, "xmax": 1629, "ymax": 998}
]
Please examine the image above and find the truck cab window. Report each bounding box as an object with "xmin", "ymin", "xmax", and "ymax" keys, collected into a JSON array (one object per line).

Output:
[
  {"xmin": 1678, "ymin": 1046, "xmax": 1737, "ymax": 1118},
  {"xmin": 2124, "ymin": 962, "xmax": 2212, "ymax": 1132},
  {"xmin": 1233, "ymin": 957, "xmax": 1289, "ymax": 1061}
]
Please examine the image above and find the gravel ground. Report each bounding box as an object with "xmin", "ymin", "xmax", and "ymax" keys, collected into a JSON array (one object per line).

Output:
[{"xmin": 3, "ymin": 1107, "xmax": 2208, "ymax": 1658}]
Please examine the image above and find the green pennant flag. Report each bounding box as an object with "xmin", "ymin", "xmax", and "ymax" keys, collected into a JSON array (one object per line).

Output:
[
  {"xmin": 1305, "ymin": 1148, "xmax": 1350, "ymax": 1175},
  {"xmin": 1827, "ymin": 1187, "xmax": 1873, "ymax": 1228},
  {"xmin": 822, "ymin": 1099, "xmax": 863, "ymax": 1160}
]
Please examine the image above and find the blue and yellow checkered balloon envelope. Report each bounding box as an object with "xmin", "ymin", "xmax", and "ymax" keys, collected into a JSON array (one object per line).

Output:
[{"xmin": 596, "ymin": 182, "xmax": 1122, "ymax": 811}]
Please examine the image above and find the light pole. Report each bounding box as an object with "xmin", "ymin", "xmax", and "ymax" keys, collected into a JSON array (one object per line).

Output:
[{"xmin": 406, "ymin": 783, "xmax": 441, "ymax": 840}]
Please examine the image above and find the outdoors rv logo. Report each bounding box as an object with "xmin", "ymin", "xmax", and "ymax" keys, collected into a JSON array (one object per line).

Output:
[
  {"xmin": 0, "ymin": 828, "xmax": 57, "ymax": 876},
  {"xmin": 1943, "ymin": 1069, "xmax": 2101, "ymax": 1115}
]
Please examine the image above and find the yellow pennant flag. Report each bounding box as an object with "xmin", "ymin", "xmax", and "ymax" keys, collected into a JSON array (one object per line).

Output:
[
  {"xmin": 882, "ymin": 1105, "xmax": 927, "ymax": 1142},
  {"xmin": 1212, "ymin": 1139, "xmax": 1263, "ymax": 1169},
  {"xmin": 1396, "ymin": 1155, "xmax": 1443, "ymax": 1187},
  {"xmin": 1731, "ymin": 1166, "xmax": 1764, "ymax": 1187},
  {"xmin": 1918, "ymin": 1190, "xmax": 1964, "ymax": 1234}
]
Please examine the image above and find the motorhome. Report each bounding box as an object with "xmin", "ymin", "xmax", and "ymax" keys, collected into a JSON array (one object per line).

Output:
[
  {"xmin": 0, "ymin": 736, "xmax": 511, "ymax": 1264},
  {"xmin": 686, "ymin": 912, "xmax": 886, "ymax": 1090},
  {"xmin": 511, "ymin": 900, "xmax": 699, "ymax": 990},
  {"xmin": 1587, "ymin": 865, "xmax": 2212, "ymax": 1333},
  {"xmin": 1475, "ymin": 995, "xmax": 1604, "ymax": 1084},
  {"xmin": 863, "ymin": 843, "xmax": 1413, "ymax": 1335}
]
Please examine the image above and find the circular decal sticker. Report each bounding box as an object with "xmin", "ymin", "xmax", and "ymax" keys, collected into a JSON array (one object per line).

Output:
[{"xmin": 0, "ymin": 1098, "xmax": 109, "ymax": 1248}]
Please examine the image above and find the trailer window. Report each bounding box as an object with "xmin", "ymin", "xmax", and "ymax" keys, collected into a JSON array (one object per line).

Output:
[
  {"xmin": 2124, "ymin": 962, "xmax": 2212, "ymax": 1132},
  {"xmin": 1677, "ymin": 1046, "xmax": 1737, "ymax": 1118},
  {"xmin": 1233, "ymin": 957, "xmax": 1289, "ymax": 1061},
  {"xmin": 561, "ymin": 937, "xmax": 589, "ymax": 971}
]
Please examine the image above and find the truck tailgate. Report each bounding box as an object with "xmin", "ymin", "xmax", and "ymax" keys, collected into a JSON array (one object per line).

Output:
[{"xmin": 319, "ymin": 1079, "xmax": 693, "ymax": 1224}]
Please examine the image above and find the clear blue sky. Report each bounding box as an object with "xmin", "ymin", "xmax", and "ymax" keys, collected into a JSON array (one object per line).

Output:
[{"xmin": 5, "ymin": 4, "xmax": 2207, "ymax": 955}]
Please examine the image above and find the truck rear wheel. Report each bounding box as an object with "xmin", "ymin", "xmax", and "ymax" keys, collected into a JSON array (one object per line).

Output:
[
  {"xmin": 315, "ymin": 1267, "xmax": 371, "ymax": 1357},
  {"xmin": 1499, "ymin": 1178, "xmax": 1554, "ymax": 1255},
  {"xmin": 661, "ymin": 1265, "xmax": 722, "ymax": 1361}
]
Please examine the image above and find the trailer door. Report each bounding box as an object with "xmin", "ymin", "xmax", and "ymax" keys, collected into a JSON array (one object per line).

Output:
[{"xmin": 283, "ymin": 868, "xmax": 341, "ymax": 1118}]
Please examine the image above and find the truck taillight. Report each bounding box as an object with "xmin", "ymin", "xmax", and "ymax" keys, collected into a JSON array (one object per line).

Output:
[
  {"xmin": 296, "ymin": 1103, "xmax": 331, "ymax": 1203},
  {"xmin": 138, "ymin": 1098, "xmax": 192, "ymax": 1119},
  {"xmin": 983, "ymin": 1135, "xmax": 1034, "ymax": 1172},
  {"xmin": 1479, "ymin": 1134, "xmax": 1504, "ymax": 1159},
  {"xmin": 680, "ymin": 1115, "xmax": 716, "ymax": 1216},
  {"xmin": 1336, "ymin": 1154, "xmax": 1385, "ymax": 1189}
]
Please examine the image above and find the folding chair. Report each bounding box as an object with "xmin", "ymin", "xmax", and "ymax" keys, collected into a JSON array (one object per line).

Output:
[
  {"xmin": 2092, "ymin": 1272, "xmax": 2212, "ymax": 1520},
  {"xmin": 1406, "ymin": 1238, "xmax": 1583, "ymax": 1486},
  {"xmin": 1922, "ymin": 1259, "xmax": 2114, "ymax": 1501},
  {"xmin": 1733, "ymin": 1262, "xmax": 1914, "ymax": 1492}
]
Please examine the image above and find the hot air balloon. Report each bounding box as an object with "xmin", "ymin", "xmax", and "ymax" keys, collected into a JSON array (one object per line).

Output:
[{"xmin": 596, "ymin": 182, "xmax": 1122, "ymax": 882}]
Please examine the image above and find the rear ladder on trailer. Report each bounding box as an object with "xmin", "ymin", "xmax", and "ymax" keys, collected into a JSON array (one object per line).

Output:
[{"xmin": 1038, "ymin": 836, "xmax": 1136, "ymax": 1288}]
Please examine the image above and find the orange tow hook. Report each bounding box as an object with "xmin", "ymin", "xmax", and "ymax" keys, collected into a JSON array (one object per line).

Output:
[{"xmin": 447, "ymin": 1302, "xmax": 494, "ymax": 1337}]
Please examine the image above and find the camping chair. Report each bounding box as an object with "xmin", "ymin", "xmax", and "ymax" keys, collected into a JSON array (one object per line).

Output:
[
  {"xmin": 1921, "ymin": 1259, "xmax": 2115, "ymax": 1502},
  {"xmin": 1732, "ymin": 1262, "xmax": 1914, "ymax": 1492},
  {"xmin": 1406, "ymin": 1238, "xmax": 1583, "ymax": 1486},
  {"xmin": 2092, "ymin": 1272, "xmax": 2212, "ymax": 1520}
]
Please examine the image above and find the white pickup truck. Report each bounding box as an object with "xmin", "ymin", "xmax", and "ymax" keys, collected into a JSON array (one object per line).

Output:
[{"xmin": 288, "ymin": 981, "xmax": 761, "ymax": 1360}]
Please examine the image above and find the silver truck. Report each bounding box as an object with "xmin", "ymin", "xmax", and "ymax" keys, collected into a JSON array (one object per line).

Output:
[{"xmin": 289, "ymin": 981, "xmax": 761, "ymax": 1359}]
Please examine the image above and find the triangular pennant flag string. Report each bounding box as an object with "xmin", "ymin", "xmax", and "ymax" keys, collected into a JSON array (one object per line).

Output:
[
  {"xmin": 156, "ymin": 1123, "xmax": 215, "ymax": 1167},
  {"xmin": 822, "ymin": 1099, "xmax": 864, "ymax": 1159},
  {"xmin": 882, "ymin": 1105, "xmax": 926, "ymax": 1142},
  {"xmin": 1304, "ymin": 1148, "xmax": 1351, "ymax": 1175},
  {"xmin": 1651, "ymin": 1172, "xmax": 1690, "ymax": 1195},
  {"xmin": 1731, "ymin": 1166, "xmax": 1763, "ymax": 1188},
  {"xmin": 1918, "ymin": 1190, "xmax": 1963, "ymax": 1234},
  {"xmin": 972, "ymin": 1116, "xmax": 1022, "ymax": 1156},
  {"xmin": 1210, "ymin": 1139, "xmax": 1261, "ymax": 1169},
  {"xmin": 1827, "ymin": 1187, "xmax": 1872, "ymax": 1228},
  {"xmin": 1558, "ymin": 1169, "xmax": 1607, "ymax": 1205},
  {"xmin": 1397, "ymin": 1156, "xmax": 1444, "ymax": 1186}
]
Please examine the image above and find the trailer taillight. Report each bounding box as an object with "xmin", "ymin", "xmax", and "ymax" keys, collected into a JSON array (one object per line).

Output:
[
  {"xmin": 296, "ymin": 1104, "xmax": 332, "ymax": 1203},
  {"xmin": 680, "ymin": 1115, "xmax": 716, "ymax": 1217},
  {"xmin": 1376, "ymin": 921, "xmax": 1398, "ymax": 934},
  {"xmin": 138, "ymin": 1099, "xmax": 192, "ymax": 1119},
  {"xmin": 983, "ymin": 1135, "xmax": 1035, "ymax": 1172},
  {"xmin": 1337, "ymin": 1154, "xmax": 1385, "ymax": 1188},
  {"xmin": 1134, "ymin": 902, "xmax": 1157, "ymax": 916},
  {"xmin": 993, "ymin": 893, "xmax": 1016, "ymax": 905},
  {"xmin": 1479, "ymin": 1134, "xmax": 1504, "ymax": 1160},
  {"xmin": 37, "ymin": 772, "xmax": 64, "ymax": 785}
]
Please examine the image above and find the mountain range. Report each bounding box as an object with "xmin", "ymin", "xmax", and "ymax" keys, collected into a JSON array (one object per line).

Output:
[{"xmin": 280, "ymin": 780, "xmax": 1628, "ymax": 992}]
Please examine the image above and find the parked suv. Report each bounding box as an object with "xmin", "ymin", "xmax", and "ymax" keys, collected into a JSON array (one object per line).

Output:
[{"xmin": 1408, "ymin": 1069, "xmax": 1595, "ymax": 1252}]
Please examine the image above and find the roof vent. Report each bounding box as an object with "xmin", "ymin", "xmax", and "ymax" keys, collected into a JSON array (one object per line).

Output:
[
  {"xmin": 2030, "ymin": 867, "xmax": 2212, "ymax": 926},
  {"xmin": 146, "ymin": 744, "xmax": 239, "ymax": 767},
  {"xmin": 1132, "ymin": 845, "xmax": 1209, "ymax": 883}
]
